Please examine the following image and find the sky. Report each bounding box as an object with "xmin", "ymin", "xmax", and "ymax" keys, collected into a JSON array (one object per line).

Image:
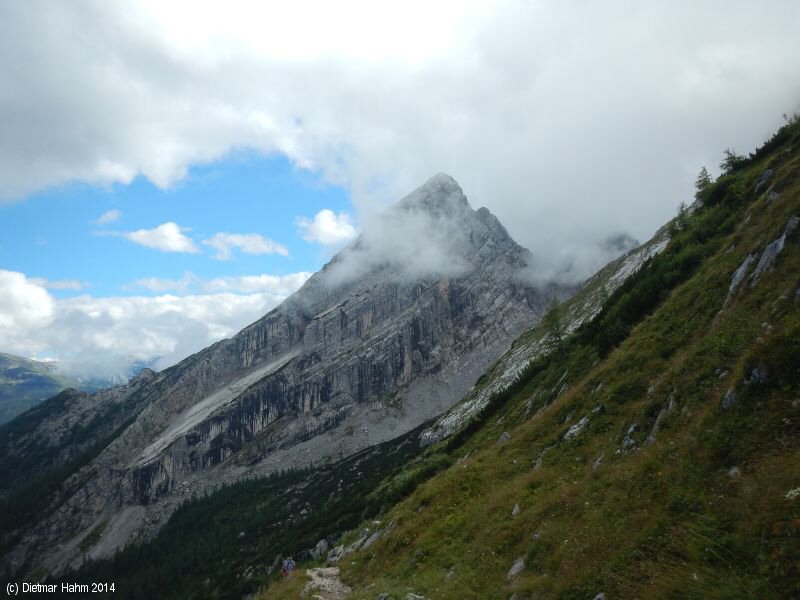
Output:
[{"xmin": 1, "ymin": 0, "xmax": 799, "ymax": 379}]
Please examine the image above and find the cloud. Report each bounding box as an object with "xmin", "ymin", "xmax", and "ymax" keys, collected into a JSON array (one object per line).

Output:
[
  {"xmin": 321, "ymin": 175, "xmax": 475, "ymax": 287},
  {"xmin": 30, "ymin": 277, "xmax": 90, "ymax": 291},
  {"xmin": 121, "ymin": 222, "xmax": 200, "ymax": 253},
  {"xmin": 202, "ymin": 232, "xmax": 288, "ymax": 260},
  {"xmin": 296, "ymin": 209, "xmax": 357, "ymax": 245},
  {"xmin": 0, "ymin": 268, "xmax": 310, "ymax": 380},
  {"xmin": 93, "ymin": 209, "xmax": 122, "ymax": 225},
  {"xmin": 127, "ymin": 272, "xmax": 198, "ymax": 293},
  {"xmin": 203, "ymin": 272, "xmax": 312, "ymax": 294},
  {"xmin": 127, "ymin": 270, "xmax": 312, "ymax": 295},
  {"xmin": 1, "ymin": 2, "xmax": 800, "ymax": 279},
  {"xmin": 0, "ymin": 269, "xmax": 55, "ymax": 330}
]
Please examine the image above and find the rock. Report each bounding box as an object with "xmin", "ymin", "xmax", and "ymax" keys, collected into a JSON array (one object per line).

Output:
[
  {"xmin": 512, "ymin": 503, "xmax": 521, "ymax": 517},
  {"xmin": 721, "ymin": 388, "xmax": 738, "ymax": 410},
  {"xmin": 376, "ymin": 594, "xmax": 392, "ymax": 600},
  {"xmin": 497, "ymin": 432, "xmax": 511, "ymax": 444},
  {"xmin": 767, "ymin": 190, "xmax": 780, "ymax": 205},
  {"xmin": 745, "ymin": 366, "xmax": 769, "ymax": 385},
  {"xmin": 327, "ymin": 545, "xmax": 345, "ymax": 564},
  {"xmin": 754, "ymin": 168, "xmax": 773, "ymax": 194},
  {"xmin": 592, "ymin": 453, "xmax": 605, "ymax": 469},
  {"xmin": 312, "ymin": 538, "xmax": 329, "ymax": 559},
  {"xmin": 444, "ymin": 566, "xmax": 456, "ymax": 581},
  {"xmin": 563, "ymin": 416, "xmax": 589, "ymax": 441},
  {"xmin": 718, "ymin": 369, "xmax": 730, "ymax": 379},
  {"xmin": 621, "ymin": 423, "xmax": 639, "ymax": 451},
  {"xmin": 507, "ymin": 556, "xmax": 525, "ymax": 580},
  {"xmin": 751, "ymin": 216, "xmax": 800, "ymax": 286},
  {"xmin": 646, "ymin": 408, "xmax": 668, "ymax": 445},
  {"xmin": 722, "ymin": 253, "xmax": 757, "ymax": 308},
  {"xmin": 728, "ymin": 466, "xmax": 742, "ymax": 478},
  {"xmin": 362, "ymin": 530, "xmax": 382, "ymax": 550},
  {"xmin": 593, "ymin": 594, "xmax": 606, "ymax": 600},
  {"xmin": 405, "ymin": 594, "xmax": 426, "ymax": 600}
]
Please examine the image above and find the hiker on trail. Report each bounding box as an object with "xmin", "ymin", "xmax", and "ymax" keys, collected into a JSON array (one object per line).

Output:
[{"xmin": 282, "ymin": 556, "xmax": 296, "ymax": 578}]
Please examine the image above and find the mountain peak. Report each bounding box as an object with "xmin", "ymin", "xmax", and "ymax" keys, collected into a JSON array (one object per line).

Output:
[{"xmin": 395, "ymin": 172, "xmax": 469, "ymax": 216}]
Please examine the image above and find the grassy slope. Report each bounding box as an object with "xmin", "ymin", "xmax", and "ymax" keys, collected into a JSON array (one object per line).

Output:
[{"xmin": 259, "ymin": 121, "xmax": 800, "ymax": 599}]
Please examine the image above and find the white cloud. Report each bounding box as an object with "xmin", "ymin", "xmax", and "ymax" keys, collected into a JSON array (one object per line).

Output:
[
  {"xmin": 30, "ymin": 277, "xmax": 89, "ymax": 291},
  {"xmin": 0, "ymin": 270, "xmax": 55, "ymax": 331},
  {"xmin": 203, "ymin": 272, "xmax": 312, "ymax": 294},
  {"xmin": 202, "ymin": 232, "xmax": 288, "ymax": 260},
  {"xmin": 127, "ymin": 270, "xmax": 312, "ymax": 295},
  {"xmin": 128, "ymin": 272, "xmax": 198, "ymax": 293},
  {"xmin": 1, "ymin": 2, "xmax": 799, "ymax": 278},
  {"xmin": 0, "ymin": 268, "xmax": 310, "ymax": 380},
  {"xmin": 122, "ymin": 222, "xmax": 200, "ymax": 253},
  {"xmin": 296, "ymin": 209, "xmax": 357, "ymax": 245},
  {"xmin": 93, "ymin": 209, "xmax": 122, "ymax": 225}
]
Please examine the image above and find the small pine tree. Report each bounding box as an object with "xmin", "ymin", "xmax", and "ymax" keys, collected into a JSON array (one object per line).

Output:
[
  {"xmin": 543, "ymin": 296, "xmax": 566, "ymax": 355},
  {"xmin": 694, "ymin": 166, "xmax": 712, "ymax": 199}
]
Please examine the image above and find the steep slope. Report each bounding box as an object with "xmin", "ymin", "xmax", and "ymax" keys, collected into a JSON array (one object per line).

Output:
[
  {"xmin": 255, "ymin": 118, "xmax": 800, "ymax": 599},
  {"xmin": 0, "ymin": 353, "xmax": 80, "ymax": 425},
  {"xmin": 2, "ymin": 174, "xmax": 562, "ymax": 577}
]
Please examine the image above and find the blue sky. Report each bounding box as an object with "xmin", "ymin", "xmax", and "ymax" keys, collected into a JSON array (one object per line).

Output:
[{"xmin": 0, "ymin": 153, "xmax": 351, "ymax": 299}]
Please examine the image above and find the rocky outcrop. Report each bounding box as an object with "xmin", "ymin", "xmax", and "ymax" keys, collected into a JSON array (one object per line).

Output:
[
  {"xmin": 3, "ymin": 174, "xmax": 558, "ymax": 575},
  {"xmin": 420, "ymin": 226, "xmax": 671, "ymax": 445}
]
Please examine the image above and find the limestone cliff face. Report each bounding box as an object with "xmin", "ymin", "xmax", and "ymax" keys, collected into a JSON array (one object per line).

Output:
[{"xmin": 3, "ymin": 174, "xmax": 559, "ymax": 574}]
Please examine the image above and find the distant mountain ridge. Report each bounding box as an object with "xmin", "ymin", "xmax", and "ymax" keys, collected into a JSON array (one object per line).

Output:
[{"xmin": 0, "ymin": 353, "xmax": 80, "ymax": 425}]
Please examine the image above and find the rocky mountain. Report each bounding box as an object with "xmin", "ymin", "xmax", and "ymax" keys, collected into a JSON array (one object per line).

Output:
[
  {"xmin": 1, "ymin": 173, "xmax": 567, "ymax": 576},
  {"xmin": 46, "ymin": 179, "xmax": 685, "ymax": 599}
]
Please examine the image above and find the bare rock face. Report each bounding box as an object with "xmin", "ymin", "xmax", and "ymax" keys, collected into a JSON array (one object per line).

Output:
[{"xmin": 3, "ymin": 174, "xmax": 559, "ymax": 574}]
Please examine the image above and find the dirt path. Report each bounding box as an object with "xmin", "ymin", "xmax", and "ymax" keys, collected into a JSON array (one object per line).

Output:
[{"xmin": 303, "ymin": 567, "xmax": 352, "ymax": 600}]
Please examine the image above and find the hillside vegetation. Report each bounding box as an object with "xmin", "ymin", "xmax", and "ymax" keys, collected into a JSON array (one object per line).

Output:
[{"xmin": 258, "ymin": 117, "xmax": 800, "ymax": 599}]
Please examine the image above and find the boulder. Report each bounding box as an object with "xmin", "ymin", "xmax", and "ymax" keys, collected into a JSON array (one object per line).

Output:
[
  {"xmin": 311, "ymin": 538, "xmax": 329, "ymax": 559},
  {"xmin": 754, "ymin": 168, "xmax": 773, "ymax": 194},
  {"xmin": 721, "ymin": 388, "xmax": 737, "ymax": 410},
  {"xmin": 507, "ymin": 556, "xmax": 525, "ymax": 580},
  {"xmin": 563, "ymin": 416, "xmax": 589, "ymax": 441},
  {"xmin": 327, "ymin": 545, "xmax": 345, "ymax": 564}
]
